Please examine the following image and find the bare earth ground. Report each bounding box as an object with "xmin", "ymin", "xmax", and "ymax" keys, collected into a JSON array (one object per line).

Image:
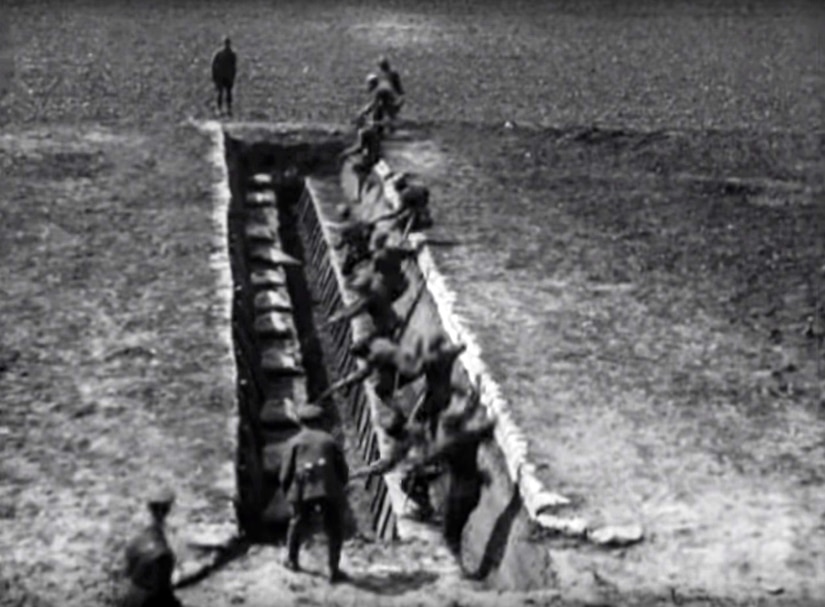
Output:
[{"xmin": 1, "ymin": 0, "xmax": 824, "ymax": 605}]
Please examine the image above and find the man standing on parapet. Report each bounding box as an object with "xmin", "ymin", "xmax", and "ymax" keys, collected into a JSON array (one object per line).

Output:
[
  {"xmin": 280, "ymin": 403, "xmax": 350, "ymax": 584},
  {"xmin": 211, "ymin": 37, "xmax": 237, "ymax": 117},
  {"xmin": 120, "ymin": 487, "xmax": 181, "ymax": 607},
  {"xmin": 377, "ymin": 57, "xmax": 404, "ymax": 115}
]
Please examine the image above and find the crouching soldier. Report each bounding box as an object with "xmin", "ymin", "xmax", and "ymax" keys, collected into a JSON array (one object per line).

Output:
[
  {"xmin": 394, "ymin": 174, "xmax": 433, "ymax": 231},
  {"xmin": 120, "ymin": 487, "xmax": 181, "ymax": 607},
  {"xmin": 280, "ymin": 404, "xmax": 350, "ymax": 584}
]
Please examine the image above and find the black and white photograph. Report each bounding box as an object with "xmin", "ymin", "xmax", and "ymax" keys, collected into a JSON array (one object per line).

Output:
[{"xmin": 0, "ymin": 1, "xmax": 823, "ymax": 605}]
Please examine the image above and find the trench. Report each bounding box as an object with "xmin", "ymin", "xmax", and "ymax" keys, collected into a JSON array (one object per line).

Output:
[
  {"xmin": 220, "ymin": 128, "xmax": 553, "ymax": 590},
  {"xmin": 223, "ymin": 132, "xmax": 394, "ymax": 542}
]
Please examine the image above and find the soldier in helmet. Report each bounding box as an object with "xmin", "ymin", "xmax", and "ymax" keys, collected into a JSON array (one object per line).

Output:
[
  {"xmin": 358, "ymin": 72, "xmax": 401, "ymax": 131},
  {"xmin": 377, "ymin": 57, "xmax": 404, "ymax": 99},
  {"xmin": 340, "ymin": 120, "xmax": 383, "ymax": 196},
  {"xmin": 410, "ymin": 334, "xmax": 467, "ymax": 440},
  {"xmin": 120, "ymin": 487, "xmax": 181, "ymax": 607},
  {"xmin": 394, "ymin": 174, "xmax": 433, "ymax": 231},
  {"xmin": 411, "ymin": 402, "xmax": 496, "ymax": 556},
  {"xmin": 280, "ymin": 403, "xmax": 350, "ymax": 583}
]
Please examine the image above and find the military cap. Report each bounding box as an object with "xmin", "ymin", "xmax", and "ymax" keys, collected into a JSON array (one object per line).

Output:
[
  {"xmin": 147, "ymin": 486, "xmax": 176, "ymax": 506},
  {"xmin": 295, "ymin": 403, "xmax": 325, "ymax": 423}
]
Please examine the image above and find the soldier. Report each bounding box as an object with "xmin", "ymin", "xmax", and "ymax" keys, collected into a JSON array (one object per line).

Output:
[
  {"xmin": 280, "ymin": 403, "xmax": 350, "ymax": 584},
  {"xmin": 340, "ymin": 120, "xmax": 383, "ymax": 196},
  {"xmin": 411, "ymin": 405, "xmax": 496, "ymax": 555},
  {"xmin": 328, "ymin": 205, "xmax": 404, "ymax": 277},
  {"xmin": 326, "ymin": 275, "xmax": 402, "ymax": 338},
  {"xmin": 377, "ymin": 57, "xmax": 404, "ymax": 100},
  {"xmin": 211, "ymin": 37, "xmax": 237, "ymax": 117},
  {"xmin": 410, "ymin": 334, "xmax": 468, "ymax": 440},
  {"xmin": 394, "ymin": 174, "xmax": 434, "ymax": 231},
  {"xmin": 350, "ymin": 412, "xmax": 438, "ymax": 520},
  {"xmin": 314, "ymin": 335, "xmax": 424, "ymax": 413},
  {"xmin": 346, "ymin": 231, "xmax": 421, "ymax": 304},
  {"xmin": 358, "ymin": 73, "xmax": 401, "ymax": 131},
  {"xmin": 120, "ymin": 487, "xmax": 181, "ymax": 607}
]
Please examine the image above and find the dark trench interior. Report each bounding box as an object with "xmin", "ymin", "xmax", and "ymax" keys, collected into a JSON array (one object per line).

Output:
[
  {"xmin": 219, "ymin": 131, "xmax": 548, "ymax": 590},
  {"xmin": 223, "ymin": 133, "xmax": 387, "ymax": 543}
]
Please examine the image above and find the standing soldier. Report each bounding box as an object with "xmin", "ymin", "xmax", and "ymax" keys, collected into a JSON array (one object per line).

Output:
[
  {"xmin": 211, "ymin": 37, "xmax": 237, "ymax": 117},
  {"xmin": 280, "ymin": 404, "xmax": 350, "ymax": 583},
  {"xmin": 377, "ymin": 57, "xmax": 404, "ymax": 100},
  {"xmin": 120, "ymin": 487, "xmax": 181, "ymax": 607}
]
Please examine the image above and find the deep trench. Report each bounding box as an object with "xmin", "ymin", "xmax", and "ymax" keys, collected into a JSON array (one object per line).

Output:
[
  {"xmin": 222, "ymin": 132, "xmax": 551, "ymax": 590},
  {"xmin": 224, "ymin": 134, "xmax": 387, "ymax": 543}
]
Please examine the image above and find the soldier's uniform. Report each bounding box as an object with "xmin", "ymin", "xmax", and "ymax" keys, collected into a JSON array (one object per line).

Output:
[
  {"xmin": 120, "ymin": 489, "xmax": 181, "ymax": 607},
  {"xmin": 412, "ymin": 336, "xmax": 467, "ymax": 439},
  {"xmin": 356, "ymin": 336, "xmax": 422, "ymax": 404},
  {"xmin": 280, "ymin": 404, "xmax": 350, "ymax": 583},
  {"xmin": 212, "ymin": 38, "xmax": 237, "ymax": 116},
  {"xmin": 395, "ymin": 180, "xmax": 433, "ymax": 231},
  {"xmin": 332, "ymin": 206, "xmax": 375, "ymax": 276}
]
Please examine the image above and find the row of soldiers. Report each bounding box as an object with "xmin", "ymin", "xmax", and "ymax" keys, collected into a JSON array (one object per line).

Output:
[{"xmin": 118, "ymin": 57, "xmax": 495, "ymax": 605}]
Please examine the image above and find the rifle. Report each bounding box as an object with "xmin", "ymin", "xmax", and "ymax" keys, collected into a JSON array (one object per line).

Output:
[{"xmin": 391, "ymin": 269, "xmax": 429, "ymax": 342}]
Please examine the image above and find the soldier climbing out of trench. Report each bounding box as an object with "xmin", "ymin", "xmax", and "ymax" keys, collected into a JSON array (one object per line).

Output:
[
  {"xmin": 313, "ymin": 334, "xmax": 425, "ymax": 416},
  {"xmin": 340, "ymin": 119, "xmax": 383, "ymax": 197},
  {"xmin": 409, "ymin": 333, "xmax": 468, "ymax": 440},
  {"xmin": 279, "ymin": 403, "xmax": 351, "ymax": 584},
  {"xmin": 119, "ymin": 487, "xmax": 181, "ymax": 607},
  {"xmin": 410, "ymin": 399, "xmax": 496, "ymax": 557},
  {"xmin": 393, "ymin": 173, "xmax": 434, "ymax": 231},
  {"xmin": 350, "ymin": 411, "xmax": 439, "ymax": 520},
  {"xmin": 328, "ymin": 204, "xmax": 407, "ymax": 277},
  {"xmin": 211, "ymin": 37, "xmax": 237, "ymax": 117},
  {"xmin": 347, "ymin": 230, "xmax": 423, "ymax": 305},
  {"xmin": 357, "ymin": 72, "xmax": 402, "ymax": 133}
]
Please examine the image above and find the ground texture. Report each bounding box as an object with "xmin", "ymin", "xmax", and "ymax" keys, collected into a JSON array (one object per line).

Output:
[{"xmin": 1, "ymin": 0, "xmax": 823, "ymax": 605}]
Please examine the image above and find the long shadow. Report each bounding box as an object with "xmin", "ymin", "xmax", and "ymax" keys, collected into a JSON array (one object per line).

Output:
[
  {"xmin": 173, "ymin": 536, "xmax": 251, "ymax": 590},
  {"xmin": 347, "ymin": 569, "xmax": 439, "ymax": 596},
  {"xmin": 468, "ymin": 486, "xmax": 523, "ymax": 581}
]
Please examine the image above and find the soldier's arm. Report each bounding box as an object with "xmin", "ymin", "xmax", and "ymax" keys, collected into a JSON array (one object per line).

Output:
[
  {"xmin": 314, "ymin": 366, "xmax": 372, "ymax": 403},
  {"xmin": 327, "ymin": 297, "xmax": 371, "ymax": 325},
  {"xmin": 350, "ymin": 446, "xmax": 406, "ymax": 479}
]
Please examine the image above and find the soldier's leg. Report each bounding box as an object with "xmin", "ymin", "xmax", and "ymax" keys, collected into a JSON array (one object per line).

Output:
[
  {"xmin": 226, "ymin": 82, "xmax": 233, "ymax": 116},
  {"xmin": 216, "ymin": 83, "xmax": 224, "ymax": 113},
  {"xmin": 285, "ymin": 502, "xmax": 308, "ymax": 569},
  {"xmin": 443, "ymin": 479, "xmax": 481, "ymax": 555},
  {"xmin": 322, "ymin": 500, "xmax": 344, "ymax": 579}
]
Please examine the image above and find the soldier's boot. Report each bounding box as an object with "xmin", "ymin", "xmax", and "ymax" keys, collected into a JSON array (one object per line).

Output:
[
  {"xmin": 284, "ymin": 513, "xmax": 303, "ymax": 571},
  {"xmin": 324, "ymin": 505, "xmax": 346, "ymax": 583}
]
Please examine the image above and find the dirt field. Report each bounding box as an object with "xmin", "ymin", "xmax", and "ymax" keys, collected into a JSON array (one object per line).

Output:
[{"xmin": 1, "ymin": 0, "xmax": 823, "ymax": 605}]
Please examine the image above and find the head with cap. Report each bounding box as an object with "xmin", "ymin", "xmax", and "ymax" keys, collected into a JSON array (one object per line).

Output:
[
  {"xmin": 350, "ymin": 335, "xmax": 373, "ymax": 358},
  {"xmin": 224, "ymin": 37, "xmax": 232, "ymax": 49},
  {"xmin": 365, "ymin": 73, "xmax": 379, "ymax": 92},
  {"xmin": 372, "ymin": 230, "xmax": 390, "ymax": 251},
  {"xmin": 378, "ymin": 57, "xmax": 391, "ymax": 72},
  {"xmin": 336, "ymin": 203, "xmax": 352, "ymax": 221},
  {"xmin": 394, "ymin": 173, "xmax": 411, "ymax": 190},
  {"xmin": 146, "ymin": 485, "xmax": 175, "ymax": 520},
  {"xmin": 381, "ymin": 411, "xmax": 408, "ymax": 440}
]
